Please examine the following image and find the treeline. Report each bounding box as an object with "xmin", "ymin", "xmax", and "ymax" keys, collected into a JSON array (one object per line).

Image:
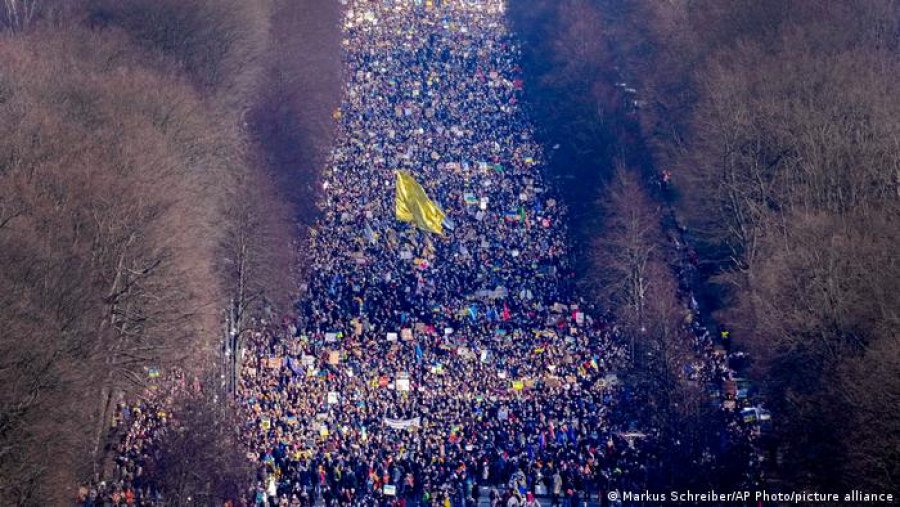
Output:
[
  {"xmin": 611, "ymin": 0, "xmax": 900, "ymax": 492},
  {"xmin": 514, "ymin": 0, "xmax": 900, "ymax": 493},
  {"xmin": 0, "ymin": 0, "xmax": 338, "ymax": 503}
]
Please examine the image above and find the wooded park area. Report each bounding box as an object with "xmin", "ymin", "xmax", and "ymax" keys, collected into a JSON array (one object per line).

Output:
[{"xmin": 0, "ymin": 0, "xmax": 340, "ymax": 503}]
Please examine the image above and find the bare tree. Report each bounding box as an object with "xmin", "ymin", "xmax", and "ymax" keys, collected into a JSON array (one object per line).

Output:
[
  {"xmin": 153, "ymin": 381, "xmax": 253, "ymax": 505},
  {"xmin": 219, "ymin": 166, "xmax": 297, "ymax": 394},
  {"xmin": 590, "ymin": 164, "xmax": 662, "ymax": 332},
  {"xmin": 1, "ymin": 0, "xmax": 39, "ymax": 32}
]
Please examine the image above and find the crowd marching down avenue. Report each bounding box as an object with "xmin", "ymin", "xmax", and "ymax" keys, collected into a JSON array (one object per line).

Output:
[
  {"xmin": 239, "ymin": 1, "xmax": 636, "ymax": 505},
  {"xmin": 79, "ymin": 1, "xmax": 762, "ymax": 505},
  {"xmin": 8, "ymin": 0, "xmax": 893, "ymax": 501}
]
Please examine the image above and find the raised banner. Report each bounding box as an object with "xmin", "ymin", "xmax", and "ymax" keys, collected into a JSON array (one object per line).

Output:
[{"xmin": 383, "ymin": 417, "xmax": 421, "ymax": 430}]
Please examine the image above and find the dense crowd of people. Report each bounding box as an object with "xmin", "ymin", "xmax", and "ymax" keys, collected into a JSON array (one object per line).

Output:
[
  {"xmin": 78, "ymin": 372, "xmax": 186, "ymax": 505},
  {"xmin": 238, "ymin": 1, "xmax": 637, "ymax": 505},
  {"xmin": 80, "ymin": 2, "xmax": 764, "ymax": 505}
]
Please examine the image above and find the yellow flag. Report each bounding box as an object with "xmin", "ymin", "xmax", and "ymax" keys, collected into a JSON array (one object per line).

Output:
[{"xmin": 395, "ymin": 170, "xmax": 446, "ymax": 235}]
